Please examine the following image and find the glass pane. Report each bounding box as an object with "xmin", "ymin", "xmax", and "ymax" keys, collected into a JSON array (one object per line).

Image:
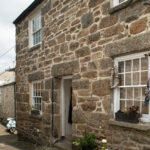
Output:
[
  {"xmin": 134, "ymin": 88, "xmax": 141, "ymax": 100},
  {"xmin": 133, "ymin": 72, "xmax": 139, "ymax": 85},
  {"xmin": 119, "ymin": 61, "xmax": 124, "ymax": 73},
  {"xmin": 126, "ymin": 73, "xmax": 131, "ymax": 85},
  {"xmin": 127, "ymin": 88, "xmax": 133, "ymax": 99},
  {"xmin": 133, "ymin": 59, "xmax": 139, "ymax": 71},
  {"xmin": 120, "ymin": 100, "xmax": 125, "ymax": 112},
  {"xmin": 125, "ymin": 60, "xmax": 131, "ymax": 72},
  {"xmin": 119, "ymin": 74, "xmax": 124, "ymax": 86},
  {"xmin": 141, "ymin": 71, "xmax": 148, "ymax": 85},
  {"xmin": 134, "ymin": 101, "xmax": 140, "ymax": 111},
  {"xmin": 127, "ymin": 100, "xmax": 133, "ymax": 109},
  {"xmin": 142, "ymin": 101, "xmax": 149, "ymax": 114},
  {"xmin": 120, "ymin": 88, "xmax": 126, "ymax": 99},
  {"xmin": 142, "ymin": 87, "xmax": 146, "ymax": 100},
  {"xmin": 141, "ymin": 57, "xmax": 148, "ymax": 71}
]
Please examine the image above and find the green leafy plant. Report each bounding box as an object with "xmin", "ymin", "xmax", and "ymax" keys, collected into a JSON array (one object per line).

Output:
[{"xmin": 73, "ymin": 134, "xmax": 97, "ymax": 150}]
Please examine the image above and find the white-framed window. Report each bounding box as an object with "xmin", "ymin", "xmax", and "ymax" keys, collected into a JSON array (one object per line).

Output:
[
  {"xmin": 113, "ymin": 0, "xmax": 128, "ymax": 7},
  {"xmin": 0, "ymin": 88, "xmax": 1, "ymax": 104},
  {"xmin": 30, "ymin": 13, "xmax": 42, "ymax": 47},
  {"xmin": 114, "ymin": 52, "xmax": 150, "ymax": 122},
  {"xmin": 32, "ymin": 82, "xmax": 42, "ymax": 111}
]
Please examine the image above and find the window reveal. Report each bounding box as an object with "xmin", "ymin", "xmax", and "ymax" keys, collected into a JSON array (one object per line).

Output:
[{"xmin": 32, "ymin": 82, "xmax": 42, "ymax": 111}]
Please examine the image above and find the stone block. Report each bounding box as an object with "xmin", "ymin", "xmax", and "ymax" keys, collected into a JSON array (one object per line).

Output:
[
  {"xmin": 82, "ymin": 71, "xmax": 97, "ymax": 79},
  {"xmin": 81, "ymin": 101, "xmax": 96, "ymax": 112},
  {"xmin": 99, "ymin": 16, "xmax": 118, "ymax": 29},
  {"xmin": 81, "ymin": 12, "xmax": 93, "ymax": 28},
  {"xmin": 75, "ymin": 46, "xmax": 90, "ymax": 58},
  {"xmin": 42, "ymin": 90, "xmax": 49, "ymax": 101},
  {"xmin": 90, "ymin": 24, "xmax": 97, "ymax": 33},
  {"xmin": 60, "ymin": 43, "xmax": 68, "ymax": 54},
  {"xmin": 101, "ymin": 1, "xmax": 110, "ymax": 15},
  {"xmin": 105, "ymin": 32, "xmax": 150, "ymax": 57},
  {"xmin": 88, "ymin": 62, "xmax": 97, "ymax": 71},
  {"xmin": 92, "ymin": 79, "xmax": 110, "ymax": 96},
  {"xmin": 125, "ymin": 14, "xmax": 139, "ymax": 23},
  {"xmin": 77, "ymin": 28, "xmax": 89, "ymax": 38},
  {"xmin": 28, "ymin": 71, "xmax": 44, "ymax": 82},
  {"xmin": 89, "ymin": 0, "xmax": 104, "ymax": 8},
  {"xmin": 57, "ymin": 33, "xmax": 65, "ymax": 43},
  {"xmin": 72, "ymin": 108, "xmax": 86, "ymax": 123},
  {"xmin": 70, "ymin": 42, "xmax": 79, "ymax": 51},
  {"xmin": 45, "ymin": 78, "xmax": 52, "ymax": 89},
  {"xmin": 72, "ymin": 80, "xmax": 90, "ymax": 90},
  {"xmin": 130, "ymin": 17, "xmax": 147, "ymax": 34},
  {"xmin": 23, "ymin": 21, "xmax": 28, "ymax": 30},
  {"xmin": 88, "ymin": 32, "xmax": 100, "ymax": 44},
  {"xmin": 51, "ymin": 60, "xmax": 79, "ymax": 77},
  {"xmin": 42, "ymin": 0, "xmax": 51, "ymax": 15},
  {"xmin": 98, "ymin": 58, "xmax": 112, "ymax": 70},
  {"xmin": 48, "ymin": 39, "xmax": 57, "ymax": 47},
  {"xmin": 103, "ymin": 24, "xmax": 124, "ymax": 38}
]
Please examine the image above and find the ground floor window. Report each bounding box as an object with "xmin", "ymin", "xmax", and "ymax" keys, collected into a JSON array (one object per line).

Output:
[
  {"xmin": 114, "ymin": 52, "xmax": 150, "ymax": 121},
  {"xmin": 32, "ymin": 82, "xmax": 42, "ymax": 111}
]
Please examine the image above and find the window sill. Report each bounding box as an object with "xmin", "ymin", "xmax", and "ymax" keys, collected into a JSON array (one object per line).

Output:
[
  {"xmin": 109, "ymin": 0, "xmax": 132, "ymax": 14},
  {"xmin": 109, "ymin": 119, "xmax": 150, "ymax": 131},
  {"xmin": 29, "ymin": 43, "xmax": 41, "ymax": 52}
]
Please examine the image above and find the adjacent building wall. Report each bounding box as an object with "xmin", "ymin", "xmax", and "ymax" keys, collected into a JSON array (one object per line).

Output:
[
  {"xmin": 15, "ymin": 0, "xmax": 150, "ymax": 149},
  {"xmin": 0, "ymin": 84, "xmax": 15, "ymax": 123}
]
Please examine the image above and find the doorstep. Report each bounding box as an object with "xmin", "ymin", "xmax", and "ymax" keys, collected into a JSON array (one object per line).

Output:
[{"xmin": 54, "ymin": 138, "xmax": 72, "ymax": 150}]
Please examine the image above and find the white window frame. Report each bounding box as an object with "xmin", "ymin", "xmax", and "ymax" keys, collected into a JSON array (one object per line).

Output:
[
  {"xmin": 114, "ymin": 52, "xmax": 150, "ymax": 122},
  {"xmin": 30, "ymin": 12, "xmax": 42, "ymax": 47},
  {"xmin": 32, "ymin": 82, "xmax": 42, "ymax": 113},
  {"xmin": 113, "ymin": 0, "xmax": 128, "ymax": 7}
]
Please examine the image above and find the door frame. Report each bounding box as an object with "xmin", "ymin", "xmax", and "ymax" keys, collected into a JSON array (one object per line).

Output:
[{"xmin": 61, "ymin": 76, "xmax": 72, "ymax": 137}]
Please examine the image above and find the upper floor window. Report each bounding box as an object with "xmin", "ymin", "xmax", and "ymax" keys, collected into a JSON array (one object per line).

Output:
[
  {"xmin": 113, "ymin": 0, "xmax": 128, "ymax": 7},
  {"xmin": 30, "ymin": 13, "xmax": 42, "ymax": 47},
  {"xmin": 114, "ymin": 52, "xmax": 150, "ymax": 122}
]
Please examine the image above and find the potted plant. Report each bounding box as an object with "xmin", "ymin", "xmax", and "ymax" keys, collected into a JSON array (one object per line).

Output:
[
  {"xmin": 73, "ymin": 134, "xmax": 97, "ymax": 150},
  {"xmin": 31, "ymin": 106, "xmax": 41, "ymax": 115},
  {"xmin": 115, "ymin": 106, "xmax": 140, "ymax": 123}
]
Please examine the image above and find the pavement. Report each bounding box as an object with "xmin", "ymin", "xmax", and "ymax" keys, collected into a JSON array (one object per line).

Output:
[{"xmin": 0, "ymin": 124, "xmax": 62, "ymax": 150}]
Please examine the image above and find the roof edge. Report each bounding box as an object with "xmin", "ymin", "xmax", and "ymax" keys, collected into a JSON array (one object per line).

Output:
[{"xmin": 13, "ymin": 0, "xmax": 44, "ymax": 25}]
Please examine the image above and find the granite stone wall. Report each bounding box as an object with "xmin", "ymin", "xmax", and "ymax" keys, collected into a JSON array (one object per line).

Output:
[
  {"xmin": 0, "ymin": 85, "xmax": 15, "ymax": 123},
  {"xmin": 15, "ymin": 0, "xmax": 150, "ymax": 149}
]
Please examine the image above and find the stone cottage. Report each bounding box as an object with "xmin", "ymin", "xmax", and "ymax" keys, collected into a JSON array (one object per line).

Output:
[
  {"xmin": 13, "ymin": 0, "xmax": 150, "ymax": 149},
  {"xmin": 0, "ymin": 69, "xmax": 16, "ymax": 123}
]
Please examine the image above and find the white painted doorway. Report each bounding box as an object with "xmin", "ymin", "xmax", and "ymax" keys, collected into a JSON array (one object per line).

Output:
[{"xmin": 62, "ymin": 76, "xmax": 72, "ymax": 137}]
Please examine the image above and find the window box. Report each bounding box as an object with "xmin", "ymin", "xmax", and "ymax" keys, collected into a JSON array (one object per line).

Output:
[
  {"xmin": 31, "ymin": 109, "xmax": 41, "ymax": 116},
  {"xmin": 115, "ymin": 110, "xmax": 140, "ymax": 123}
]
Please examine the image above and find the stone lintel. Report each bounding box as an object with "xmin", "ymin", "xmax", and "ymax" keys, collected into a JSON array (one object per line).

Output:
[
  {"xmin": 51, "ymin": 60, "xmax": 79, "ymax": 77},
  {"xmin": 105, "ymin": 32, "xmax": 150, "ymax": 58}
]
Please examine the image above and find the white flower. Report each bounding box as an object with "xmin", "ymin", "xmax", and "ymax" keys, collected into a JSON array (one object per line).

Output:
[{"xmin": 102, "ymin": 139, "xmax": 107, "ymax": 143}]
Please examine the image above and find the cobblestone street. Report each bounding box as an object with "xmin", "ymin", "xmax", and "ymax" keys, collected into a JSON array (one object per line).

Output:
[{"xmin": 0, "ymin": 124, "xmax": 62, "ymax": 150}]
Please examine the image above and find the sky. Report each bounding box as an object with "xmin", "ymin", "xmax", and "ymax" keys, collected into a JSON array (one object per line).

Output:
[{"xmin": 0, "ymin": 0, "xmax": 34, "ymax": 73}]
